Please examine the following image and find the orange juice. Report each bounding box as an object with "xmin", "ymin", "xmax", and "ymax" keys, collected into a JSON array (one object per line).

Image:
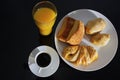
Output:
[{"xmin": 33, "ymin": 7, "xmax": 57, "ymax": 35}]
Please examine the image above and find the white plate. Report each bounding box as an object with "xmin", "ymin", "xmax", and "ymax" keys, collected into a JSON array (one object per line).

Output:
[{"xmin": 54, "ymin": 9, "xmax": 118, "ymax": 71}]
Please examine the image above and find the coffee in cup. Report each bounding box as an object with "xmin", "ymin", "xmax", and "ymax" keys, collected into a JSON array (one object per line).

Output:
[{"xmin": 36, "ymin": 53, "xmax": 51, "ymax": 67}]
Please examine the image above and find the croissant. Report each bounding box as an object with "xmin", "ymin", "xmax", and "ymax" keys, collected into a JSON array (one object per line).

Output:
[
  {"xmin": 62, "ymin": 45, "xmax": 98, "ymax": 66},
  {"xmin": 74, "ymin": 46, "xmax": 98, "ymax": 66},
  {"xmin": 62, "ymin": 46, "xmax": 79, "ymax": 62}
]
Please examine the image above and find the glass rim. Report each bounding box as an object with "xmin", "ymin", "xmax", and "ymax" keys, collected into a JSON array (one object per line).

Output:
[{"xmin": 32, "ymin": 1, "xmax": 57, "ymax": 16}]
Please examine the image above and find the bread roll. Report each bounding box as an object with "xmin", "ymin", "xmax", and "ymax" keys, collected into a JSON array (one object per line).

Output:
[
  {"xmin": 62, "ymin": 45, "xmax": 98, "ymax": 66},
  {"xmin": 57, "ymin": 17, "xmax": 85, "ymax": 45},
  {"xmin": 85, "ymin": 18, "xmax": 106, "ymax": 35},
  {"xmin": 90, "ymin": 33, "xmax": 110, "ymax": 47}
]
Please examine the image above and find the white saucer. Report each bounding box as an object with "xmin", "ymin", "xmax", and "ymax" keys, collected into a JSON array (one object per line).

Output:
[{"xmin": 28, "ymin": 45, "xmax": 60, "ymax": 77}]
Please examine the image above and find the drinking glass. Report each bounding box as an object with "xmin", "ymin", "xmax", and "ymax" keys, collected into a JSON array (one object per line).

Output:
[{"xmin": 32, "ymin": 1, "xmax": 57, "ymax": 36}]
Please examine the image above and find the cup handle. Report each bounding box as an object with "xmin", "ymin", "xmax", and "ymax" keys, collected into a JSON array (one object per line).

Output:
[{"xmin": 38, "ymin": 67, "xmax": 42, "ymax": 73}]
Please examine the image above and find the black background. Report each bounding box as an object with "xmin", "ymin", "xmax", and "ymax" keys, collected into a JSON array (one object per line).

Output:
[{"xmin": 1, "ymin": 0, "xmax": 120, "ymax": 80}]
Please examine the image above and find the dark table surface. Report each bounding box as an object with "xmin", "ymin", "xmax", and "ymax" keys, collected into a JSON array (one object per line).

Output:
[{"xmin": 1, "ymin": 0, "xmax": 120, "ymax": 80}]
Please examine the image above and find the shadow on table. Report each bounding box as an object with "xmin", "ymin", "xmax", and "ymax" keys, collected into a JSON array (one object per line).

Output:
[{"xmin": 38, "ymin": 32, "xmax": 54, "ymax": 46}]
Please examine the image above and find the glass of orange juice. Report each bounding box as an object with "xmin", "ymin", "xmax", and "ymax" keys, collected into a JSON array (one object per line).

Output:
[{"xmin": 32, "ymin": 1, "xmax": 57, "ymax": 36}]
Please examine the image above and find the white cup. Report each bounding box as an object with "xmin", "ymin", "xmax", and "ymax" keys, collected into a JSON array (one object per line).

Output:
[{"xmin": 28, "ymin": 45, "xmax": 60, "ymax": 77}]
